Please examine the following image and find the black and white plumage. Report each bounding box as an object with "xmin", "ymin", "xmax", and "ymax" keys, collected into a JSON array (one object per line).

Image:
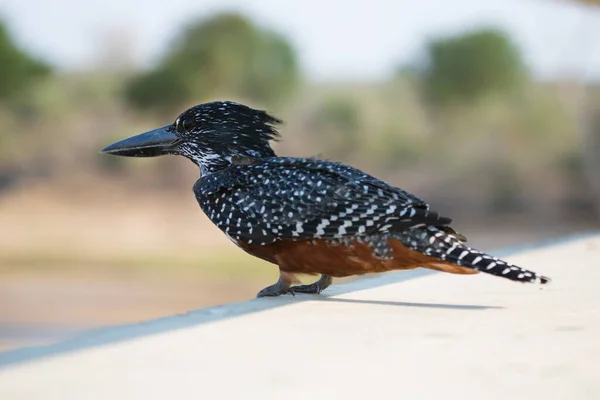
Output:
[
  {"xmin": 194, "ymin": 157, "xmax": 441, "ymax": 245},
  {"xmin": 101, "ymin": 101, "xmax": 551, "ymax": 297}
]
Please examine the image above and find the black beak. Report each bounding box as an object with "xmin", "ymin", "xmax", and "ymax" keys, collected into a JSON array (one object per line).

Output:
[{"xmin": 100, "ymin": 125, "xmax": 179, "ymax": 157}]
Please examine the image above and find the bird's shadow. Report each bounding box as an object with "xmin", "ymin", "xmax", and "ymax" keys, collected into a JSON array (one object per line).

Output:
[{"xmin": 311, "ymin": 296, "xmax": 501, "ymax": 310}]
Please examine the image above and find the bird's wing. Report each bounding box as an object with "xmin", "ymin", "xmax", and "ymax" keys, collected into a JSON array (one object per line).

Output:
[{"xmin": 194, "ymin": 157, "xmax": 451, "ymax": 244}]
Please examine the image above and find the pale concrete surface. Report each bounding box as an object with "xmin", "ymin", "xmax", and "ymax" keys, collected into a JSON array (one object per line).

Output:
[{"xmin": 0, "ymin": 234, "xmax": 599, "ymax": 400}]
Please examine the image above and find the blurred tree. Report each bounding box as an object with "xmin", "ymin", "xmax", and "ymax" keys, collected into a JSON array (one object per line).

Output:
[
  {"xmin": 422, "ymin": 28, "xmax": 527, "ymax": 106},
  {"xmin": 94, "ymin": 27, "xmax": 138, "ymax": 72},
  {"xmin": 0, "ymin": 19, "xmax": 51, "ymax": 190},
  {"xmin": 124, "ymin": 13, "xmax": 299, "ymax": 113},
  {"xmin": 310, "ymin": 97, "xmax": 361, "ymax": 159},
  {"xmin": 0, "ymin": 20, "xmax": 51, "ymax": 102}
]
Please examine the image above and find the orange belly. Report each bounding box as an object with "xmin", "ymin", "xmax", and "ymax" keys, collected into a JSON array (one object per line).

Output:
[{"xmin": 240, "ymin": 238, "xmax": 478, "ymax": 278}]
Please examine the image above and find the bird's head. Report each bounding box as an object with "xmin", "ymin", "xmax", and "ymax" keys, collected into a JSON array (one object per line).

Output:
[{"xmin": 101, "ymin": 101, "xmax": 282, "ymax": 174}]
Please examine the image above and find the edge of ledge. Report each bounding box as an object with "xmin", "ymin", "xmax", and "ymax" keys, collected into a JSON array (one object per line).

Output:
[{"xmin": 1, "ymin": 230, "xmax": 597, "ymax": 369}]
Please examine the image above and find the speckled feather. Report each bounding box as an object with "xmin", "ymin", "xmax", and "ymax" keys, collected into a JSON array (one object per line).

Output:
[{"xmin": 194, "ymin": 157, "xmax": 445, "ymax": 243}]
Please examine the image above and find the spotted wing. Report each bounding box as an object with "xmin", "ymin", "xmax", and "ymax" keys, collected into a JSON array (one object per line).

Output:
[{"xmin": 194, "ymin": 157, "xmax": 451, "ymax": 244}]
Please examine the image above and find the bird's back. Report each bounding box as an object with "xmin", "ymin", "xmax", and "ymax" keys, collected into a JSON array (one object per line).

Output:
[{"xmin": 193, "ymin": 156, "xmax": 451, "ymax": 244}]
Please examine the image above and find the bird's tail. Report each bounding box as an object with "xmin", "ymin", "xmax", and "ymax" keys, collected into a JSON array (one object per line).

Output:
[{"xmin": 394, "ymin": 226, "xmax": 551, "ymax": 284}]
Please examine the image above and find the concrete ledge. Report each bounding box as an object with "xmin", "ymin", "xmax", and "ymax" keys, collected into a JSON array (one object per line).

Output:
[{"xmin": 1, "ymin": 232, "xmax": 599, "ymax": 399}]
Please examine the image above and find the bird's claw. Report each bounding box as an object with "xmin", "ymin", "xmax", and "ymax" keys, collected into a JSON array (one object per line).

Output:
[
  {"xmin": 256, "ymin": 278, "xmax": 294, "ymax": 298},
  {"xmin": 257, "ymin": 288, "xmax": 295, "ymax": 297},
  {"xmin": 257, "ymin": 275, "xmax": 332, "ymax": 297},
  {"xmin": 289, "ymin": 283, "xmax": 323, "ymax": 295},
  {"xmin": 288, "ymin": 275, "xmax": 333, "ymax": 295}
]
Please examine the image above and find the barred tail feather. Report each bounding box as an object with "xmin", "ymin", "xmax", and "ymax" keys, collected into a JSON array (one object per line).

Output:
[
  {"xmin": 396, "ymin": 227, "xmax": 551, "ymax": 284},
  {"xmin": 442, "ymin": 242, "xmax": 550, "ymax": 284}
]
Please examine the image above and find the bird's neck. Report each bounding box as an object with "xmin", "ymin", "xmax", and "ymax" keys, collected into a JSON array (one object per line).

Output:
[
  {"xmin": 198, "ymin": 153, "xmax": 276, "ymax": 176},
  {"xmin": 196, "ymin": 155, "xmax": 235, "ymax": 175},
  {"xmin": 191, "ymin": 144, "xmax": 277, "ymax": 176}
]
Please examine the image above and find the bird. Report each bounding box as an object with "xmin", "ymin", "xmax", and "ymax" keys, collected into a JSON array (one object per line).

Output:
[{"xmin": 101, "ymin": 101, "xmax": 551, "ymax": 297}]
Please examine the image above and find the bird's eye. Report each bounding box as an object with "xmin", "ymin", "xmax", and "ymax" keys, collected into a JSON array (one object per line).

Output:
[{"xmin": 181, "ymin": 118, "xmax": 194, "ymax": 132}]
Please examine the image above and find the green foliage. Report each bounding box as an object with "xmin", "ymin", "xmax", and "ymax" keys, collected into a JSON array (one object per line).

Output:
[
  {"xmin": 124, "ymin": 13, "xmax": 299, "ymax": 112},
  {"xmin": 125, "ymin": 68, "xmax": 191, "ymax": 113},
  {"xmin": 311, "ymin": 97, "xmax": 361, "ymax": 159},
  {"xmin": 0, "ymin": 20, "xmax": 51, "ymax": 102},
  {"xmin": 422, "ymin": 28, "xmax": 526, "ymax": 106},
  {"xmin": 314, "ymin": 97, "xmax": 359, "ymax": 132}
]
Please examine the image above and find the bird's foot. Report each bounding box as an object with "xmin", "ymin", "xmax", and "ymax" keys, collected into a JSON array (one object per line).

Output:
[
  {"xmin": 290, "ymin": 275, "xmax": 333, "ymax": 295},
  {"xmin": 256, "ymin": 277, "xmax": 294, "ymax": 298}
]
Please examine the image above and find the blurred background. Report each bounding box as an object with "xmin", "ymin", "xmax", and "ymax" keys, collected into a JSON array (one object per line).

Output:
[{"xmin": 0, "ymin": 0, "xmax": 599, "ymax": 351}]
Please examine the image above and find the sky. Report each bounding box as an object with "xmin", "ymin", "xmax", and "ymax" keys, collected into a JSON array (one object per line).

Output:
[{"xmin": 1, "ymin": 0, "xmax": 599, "ymax": 82}]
